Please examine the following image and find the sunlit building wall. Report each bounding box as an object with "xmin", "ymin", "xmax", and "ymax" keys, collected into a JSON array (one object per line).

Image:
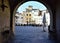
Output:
[
  {"xmin": 31, "ymin": 9, "xmax": 43, "ymax": 25},
  {"xmin": 25, "ymin": 12, "xmax": 32, "ymax": 24},
  {"xmin": 15, "ymin": 6, "xmax": 50, "ymax": 26},
  {"xmin": 15, "ymin": 12, "xmax": 25, "ymax": 25},
  {"xmin": 42, "ymin": 10, "xmax": 50, "ymax": 26}
]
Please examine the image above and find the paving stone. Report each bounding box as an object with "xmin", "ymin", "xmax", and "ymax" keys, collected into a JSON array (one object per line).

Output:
[{"xmin": 8, "ymin": 26, "xmax": 56, "ymax": 43}]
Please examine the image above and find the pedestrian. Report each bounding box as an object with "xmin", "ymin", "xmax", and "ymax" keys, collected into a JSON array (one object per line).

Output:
[{"xmin": 43, "ymin": 13, "xmax": 46, "ymax": 32}]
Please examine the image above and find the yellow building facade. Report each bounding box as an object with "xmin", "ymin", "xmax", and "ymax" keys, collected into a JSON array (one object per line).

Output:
[{"xmin": 25, "ymin": 12, "xmax": 32, "ymax": 24}]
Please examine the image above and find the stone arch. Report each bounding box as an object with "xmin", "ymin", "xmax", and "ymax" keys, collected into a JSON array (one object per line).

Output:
[{"xmin": 12, "ymin": 0, "xmax": 53, "ymax": 33}]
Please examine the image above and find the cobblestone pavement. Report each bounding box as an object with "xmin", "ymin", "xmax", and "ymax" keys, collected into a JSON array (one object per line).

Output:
[{"xmin": 8, "ymin": 26, "xmax": 56, "ymax": 43}]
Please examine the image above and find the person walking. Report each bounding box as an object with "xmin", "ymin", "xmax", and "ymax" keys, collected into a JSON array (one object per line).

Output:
[{"xmin": 43, "ymin": 13, "xmax": 46, "ymax": 32}]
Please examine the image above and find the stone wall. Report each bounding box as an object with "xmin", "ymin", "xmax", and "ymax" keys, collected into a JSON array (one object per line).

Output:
[
  {"xmin": 0, "ymin": 0, "xmax": 10, "ymax": 32},
  {"xmin": 56, "ymin": 0, "xmax": 60, "ymax": 42},
  {"xmin": 0, "ymin": 0, "xmax": 10, "ymax": 43}
]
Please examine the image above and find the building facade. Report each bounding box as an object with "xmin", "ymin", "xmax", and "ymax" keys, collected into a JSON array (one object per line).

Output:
[{"xmin": 15, "ymin": 6, "xmax": 50, "ymax": 26}]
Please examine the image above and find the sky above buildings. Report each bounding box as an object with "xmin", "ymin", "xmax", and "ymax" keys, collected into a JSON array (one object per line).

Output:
[{"xmin": 17, "ymin": 1, "xmax": 47, "ymax": 13}]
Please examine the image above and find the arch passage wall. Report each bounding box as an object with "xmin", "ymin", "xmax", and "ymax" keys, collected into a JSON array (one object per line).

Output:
[
  {"xmin": 0, "ymin": 0, "xmax": 10, "ymax": 42},
  {"xmin": 56, "ymin": 0, "xmax": 60, "ymax": 42},
  {"xmin": 0, "ymin": 0, "xmax": 10, "ymax": 32}
]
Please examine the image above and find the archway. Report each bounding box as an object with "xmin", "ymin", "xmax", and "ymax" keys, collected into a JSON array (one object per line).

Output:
[
  {"xmin": 15, "ymin": 1, "xmax": 50, "ymax": 32},
  {"xmin": 10, "ymin": 0, "xmax": 56, "ymax": 43},
  {"xmin": 12, "ymin": 0, "xmax": 53, "ymax": 34}
]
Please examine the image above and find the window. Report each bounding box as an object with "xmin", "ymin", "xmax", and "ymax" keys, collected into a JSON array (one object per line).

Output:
[
  {"xmin": 26, "ymin": 18, "xmax": 28, "ymax": 20},
  {"xmin": 38, "ymin": 11, "xmax": 42, "ymax": 16},
  {"xmin": 26, "ymin": 14, "xmax": 28, "ymax": 16},
  {"xmin": 29, "ymin": 14, "xmax": 31, "ymax": 16},
  {"xmin": 21, "ymin": 17, "xmax": 23, "ymax": 19},
  {"xmin": 29, "ymin": 18, "xmax": 31, "ymax": 20},
  {"xmin": 29, "ymin": 18, "xmax": 31, "ymax": 22},
  {"xmin": 15, "ymin": 16, "xmax": 19, "ymax": 19}
]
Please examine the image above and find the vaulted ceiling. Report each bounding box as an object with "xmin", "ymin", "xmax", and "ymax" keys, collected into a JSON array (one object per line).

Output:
[{"xmin": 8, "ymin": 0, "xmax": 58, "ymax": 14}]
